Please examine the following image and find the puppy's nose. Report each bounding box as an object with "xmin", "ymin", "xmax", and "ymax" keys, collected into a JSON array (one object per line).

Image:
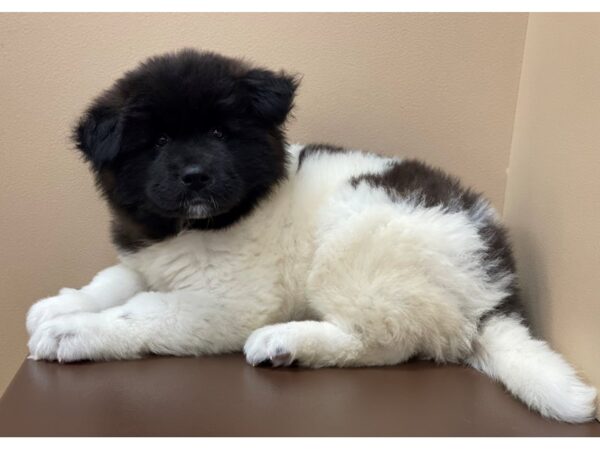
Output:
[{"xmin": 180, "ymin": 165, "xmax": 211, "ymax": 189}]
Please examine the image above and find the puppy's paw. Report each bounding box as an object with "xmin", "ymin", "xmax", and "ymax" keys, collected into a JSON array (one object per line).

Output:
[
  {"xmin": 243, "ymin": 324, "xmax": 298, "ymax": 367},
  {"xmin": 28, "ymin": 313, "xmax": 116, "ymax": 363},
  {"xmin": 26, "ymin": 289, "xmax": 94, "ymax": 336}
]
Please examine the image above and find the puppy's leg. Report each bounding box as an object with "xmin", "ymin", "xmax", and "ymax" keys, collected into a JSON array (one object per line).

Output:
[
  {"xmin": 28, "ymin": 290, "xmax": 264, "ymax": 362},
  {"xmin": 248, "ymin": 198, "xmax": 483, "ymax": 369},
  {"xmin": 26, "ymin": 264, "xmax": 146, "ymax": 336},
  {"xmin": 244, "ymin": 321, "xmax": 365, "ymax": 367}
]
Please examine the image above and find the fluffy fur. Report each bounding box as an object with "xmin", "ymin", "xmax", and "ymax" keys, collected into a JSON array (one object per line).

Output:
[{"xmin": 26, "ymin": 49, "xmax": 596, "ymax": 423}]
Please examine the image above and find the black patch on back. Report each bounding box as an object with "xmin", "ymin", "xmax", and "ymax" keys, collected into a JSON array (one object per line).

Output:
[
  {"xmin": 350, "ymin": 159, "xmax": 480, "ymax": 210},
  {"xmin": 350, "ymin": 159, "xmax": 524, "ymax": 323},
  {"xmin": 297, "ymin": 143, "xmax": 348, "ymax": 170}
]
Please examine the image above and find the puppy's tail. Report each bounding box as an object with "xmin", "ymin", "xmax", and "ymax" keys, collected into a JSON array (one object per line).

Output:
[{"xmin": 467, "ymin": 314, "xmax": 597, "ymax": 423}]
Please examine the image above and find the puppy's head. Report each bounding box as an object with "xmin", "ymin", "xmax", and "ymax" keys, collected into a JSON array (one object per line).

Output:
[{"xmin": 74, "ymin": 49, "xmax": 298, "ymax": 227}]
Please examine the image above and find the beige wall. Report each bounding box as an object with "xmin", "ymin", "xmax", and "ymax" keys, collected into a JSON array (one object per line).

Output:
[
  {"xmin": 0, "ymin": 13, "xmax": 529, "ymax": 394},
  {"xmin": 503, "ymin": 13, "xmax": 600, "ymax": 417}
]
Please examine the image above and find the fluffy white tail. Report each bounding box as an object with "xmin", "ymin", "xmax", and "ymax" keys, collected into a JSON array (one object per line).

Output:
[{"xmin": 468, "ymin": 314, "xmax": 597, "ymax": 423}]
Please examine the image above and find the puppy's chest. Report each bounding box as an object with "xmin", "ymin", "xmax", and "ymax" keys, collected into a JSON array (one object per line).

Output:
[{"xmin": 120, "ymin": 232, "xmax": 284, "ymax": 296}]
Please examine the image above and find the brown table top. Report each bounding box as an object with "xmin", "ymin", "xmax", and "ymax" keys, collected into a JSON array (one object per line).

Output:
[{"xmin": 0, "ymin": 354, "xmax": 598, "ymax": 437}]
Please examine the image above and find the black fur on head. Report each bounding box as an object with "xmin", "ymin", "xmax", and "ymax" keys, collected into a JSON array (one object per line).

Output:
[{"xmin": 73, "ymin": 49, "xmax": 299, "ymax": 251}]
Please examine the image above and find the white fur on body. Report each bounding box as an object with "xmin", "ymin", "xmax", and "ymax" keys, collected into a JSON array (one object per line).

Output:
[{"xmin": 27, "ymin": 144, "xmax": 597, "ymax": 422}]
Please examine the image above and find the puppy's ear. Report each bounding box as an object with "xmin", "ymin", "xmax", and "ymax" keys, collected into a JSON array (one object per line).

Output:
[
  {"xmin": 240, "ymin": 69, "xmax": 299, "ymax": 127},
  {"xmin": 73, "ymin": 98, "xmax": 125, "ymax": 168}
]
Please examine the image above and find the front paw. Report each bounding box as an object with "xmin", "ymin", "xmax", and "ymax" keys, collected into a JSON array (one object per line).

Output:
[
  {"xmin": 243, "ymin": 324, "xmax": 297, "ymax": 367},
  {"xmin": 26, "ymin": 289, "xmax": 93, "ymax": 336},
  {"xmin": 28, "ymin": 313, "xmax": 115, "ymax": 362}
]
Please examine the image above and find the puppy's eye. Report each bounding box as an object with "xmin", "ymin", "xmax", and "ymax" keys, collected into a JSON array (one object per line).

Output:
[
  {"xmin": 155, "ymin": 134, "xmax": 170, "ymax": 148},
  {"xmin": 210, "ymin": 129, "xmax": 224, "ymax": 140}
]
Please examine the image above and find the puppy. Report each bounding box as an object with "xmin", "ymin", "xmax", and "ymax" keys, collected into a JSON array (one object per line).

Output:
[{"xmin": 27, "ymin": 49, "xmax": 596, "ymax": 422}]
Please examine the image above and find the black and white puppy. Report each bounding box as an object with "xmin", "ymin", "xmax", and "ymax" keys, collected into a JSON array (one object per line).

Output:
[{"xmin": 26, "ymin": 49, "xmax": 596, "ymax": 422}]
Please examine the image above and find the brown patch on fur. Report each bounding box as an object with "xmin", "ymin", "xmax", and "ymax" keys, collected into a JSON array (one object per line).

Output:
[
  {"xmin": 297, "ymin": 143, "xmax": 348, "ymax": 170},
  {"xmin": 350, "ymin": 159, "xmax": 480, "ymax": 210}
]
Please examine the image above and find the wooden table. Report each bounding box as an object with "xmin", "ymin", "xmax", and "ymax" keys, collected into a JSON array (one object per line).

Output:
[{"xmin": 0, "ymin": 354, "xmax": 598, "ymax": 436}]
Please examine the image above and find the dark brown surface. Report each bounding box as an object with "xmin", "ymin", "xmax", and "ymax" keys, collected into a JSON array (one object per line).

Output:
[{"xmin": 0, "ymin": 354, "xmax": 598, "ymax": 436}]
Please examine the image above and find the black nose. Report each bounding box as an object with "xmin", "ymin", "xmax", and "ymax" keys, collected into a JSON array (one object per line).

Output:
[{"xmin": 180, "ymin": 165, "xmax": 211, "ymax": 189}]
